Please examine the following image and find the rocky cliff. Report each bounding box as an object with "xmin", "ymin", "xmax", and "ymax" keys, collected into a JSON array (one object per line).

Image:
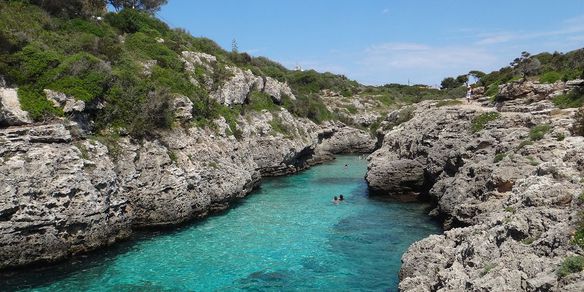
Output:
[
  {"xmin": 366, "ymin": 80, "xmax": 584, "ymax": 291},
  {"xmin": 0, "ymin": 79, "xmax": 377, "ymax": 270}
]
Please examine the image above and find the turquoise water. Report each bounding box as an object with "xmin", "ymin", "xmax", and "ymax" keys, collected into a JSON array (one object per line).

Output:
[{"xmin": 2, "ymin": 155, "xmax": 440, "ymax": 291}]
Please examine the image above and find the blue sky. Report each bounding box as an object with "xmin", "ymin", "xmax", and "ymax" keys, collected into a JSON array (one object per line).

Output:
[{"xmin": 158, "ymin": 0, "xmax": 584, "ymax": 86}]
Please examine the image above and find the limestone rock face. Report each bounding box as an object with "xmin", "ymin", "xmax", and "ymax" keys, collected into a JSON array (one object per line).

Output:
[
  {"xmin": 366, "ymin": 158, "xmax": 425, "ymax": 196},
  {"xmin": 263, "ymin": 76, "xmax": 296, "ymax": 102},
  {"xmin": 316, "ymin": 125, "xmax": 377, "ymax": 155},
  {"xmin": 44, "ymin": 89, "xmax": 85, "ymax": 113},
  {"xmin": 0, "ymin": 88, "xmax": 32, "ymax": 126},
  {"xmin": 173, "ymin": 95, "xmax": 193, "ymax": 121},
  {"xmin": 211, "ymin": 67, "xmax": 263, "ymax": 105},
  {"xmin": 0, "ymin": 124, "xmax": 131, "ymax": 269},
  {"xmin": 181, "ymin": 51, "xmax": 217, "ymax": 72},
  {"xmin": 181, "ymin": 51, "xmax": 296, "ymax": 106},
  {"xmin": 367, "ymin": 91, "xmax": 584, "ymax": 290},
  {"xmin": 498, "ymin": 80, "xmax": 565, "ymax": 102}
]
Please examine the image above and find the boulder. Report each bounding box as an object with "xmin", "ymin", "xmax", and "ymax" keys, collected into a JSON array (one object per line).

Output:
[
  {"xmin": 263, "ymin": 76, "xmax": 296, "ymax": 102},
  {"xmin": 173, "ymin": 95, "xmax": 193, "ymax": 121},
  {"xmin": 366, "ymin": 158, "xmax": 425, "ymax": 196},
  {"xmin": 498, "ymin": 80, "xmax": 565, "ymax": 102},
  {"xmin": 44, "ymin": 89, "xmax": 85, "ymax": 113},
  {"xmin": 0, "ymin": 88, "xmax": 32, "ymax": 126},
  {"xmin": 211, "ymin": 67, "xmax": 263, "ymax": 105}
]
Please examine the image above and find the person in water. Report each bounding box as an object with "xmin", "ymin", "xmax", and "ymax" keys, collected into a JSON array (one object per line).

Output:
[
  {"xmin": 339, "ymin": 195, "xmax": 344, "ymax": 201},
  {"xmin": 332, "ymin": 196, "xmax": 339, "ymax": 204}
]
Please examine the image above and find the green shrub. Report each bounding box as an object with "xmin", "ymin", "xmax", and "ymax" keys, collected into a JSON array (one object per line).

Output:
[
  {"xmin": 557, "ymin": 256, "xmax": 584, "ymax": 278},
  {"xmin": 105, "ymin": 9, "xmax": 169, "ymax": 35},
  {"xmin": 17, "ymin": 86, "xmax": 62, "ymax": 121},
  {"xmin": 485, "ymin": 81, "xmax": 500, "ymax": 97},
  {"xmin": 539, "ymin": 71, "xmax": 562, "ymax": 84},
  {"xmin": 553, "ymin": 88, "xmax": 584, "ymax": 109},
  {"xmin": 150, "ymin": 65, "xmax": 197, "ymax": 97},
  {"xmin": 345, "ymin": 104, "xmax": 358, "ymax": 114},
  {"xmin": 556, "ymin": 133, "xmax": 566, "ymax": 141},
  {"xmin": 44, "ymin": 52, "xmax": 111, "ymax": 102},
  {"xmin": 10, "ymin": 44, "xmax": 61, "ymax": 84},
  {"xmin": 269, "ymin": 115, "xmax": 291, "ymax": 136},
  {"xmin": 471, "ymin": 112, "xmax": 501, "ymax": 133},
  {"xmin": 573, "ymin": 211, "xmax": 584, "ymax": 249},
  {"xmin": 247, "ymin": 91, "xmax": 279, "ymax": 112},
  {"xmin": 529, "ymin": 124, "xmax": 551, "ymax": 141},
  {"xmin": 282, "ymin": 94, "xmax": 333, "ymax": 124},
  {"xmin": 443, "ymin": 86, "xmax": 467, "ymax": 99},
  {"xmin": 125, "ymin": 32, "xmax": 182, "ymax": 70},
  {"xmin": 516, "ymin": 140, "xmax": 534, "ymax": 150},
  {"xmin": 396, "ymin": 106, "xmax": 415, "ymax": 125},
  {"xmin": 127, "ymin": 88, "xmax": 174, "ymax": 138},
  {"xmin": 494, "ymin": 153, "xmax": 507, "ymax": 163}
]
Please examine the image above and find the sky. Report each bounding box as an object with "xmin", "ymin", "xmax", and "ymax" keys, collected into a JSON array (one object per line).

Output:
[{"xmin": 158, "ymin": 0, "xmax": 584, "ymax": 86}]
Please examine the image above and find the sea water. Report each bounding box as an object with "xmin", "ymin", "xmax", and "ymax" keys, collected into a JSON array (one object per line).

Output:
[{"xmin": 2, "ymin": 155, "xmax": 440, "ymax": 291}]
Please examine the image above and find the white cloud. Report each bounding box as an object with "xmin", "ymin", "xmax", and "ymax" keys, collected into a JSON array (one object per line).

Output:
[
  {"xmin": 475, "ymin": 14, "xmax": 584, "ymax": 46},
  {"xmin": 361, "ymin": 42, "xmax": 497, "ymax": 70},
  {"xmin": 475, "ymin": 33, "xmax": 516, "ymax": 45}
]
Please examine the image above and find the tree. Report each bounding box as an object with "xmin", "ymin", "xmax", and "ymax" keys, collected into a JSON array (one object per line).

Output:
[
  {"xmin": 456, "ymin": 74, "xmax": 469, "ymax": 85},
  {"xmin": 231, "ymin": 39, "xmax": 238, "ymax": 54},
  {"xmin": 510, "ymin": 51, "xmax": 541, "ymax": 78},
  {"xmin": 440, "ymin": 75, "xmax": 467, "ymax": 90},
  {"xmin": 29, "ymin": 0, "xmax": 106, "ymax": 17},
  {"xmin": 109, "ymin": 0, "xmax": 168, "ymax": 13},
  {"xmin": 440, "ymin": 77, "xmax": 458, "ymax": 90}
]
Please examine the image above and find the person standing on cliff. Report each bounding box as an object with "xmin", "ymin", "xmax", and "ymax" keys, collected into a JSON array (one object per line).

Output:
[{"xmin": 466, "ymin": 85, "xmax": 472, "ymax": 103}]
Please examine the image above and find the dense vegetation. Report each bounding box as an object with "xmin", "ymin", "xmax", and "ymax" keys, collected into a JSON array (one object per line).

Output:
[{"xmin": 0, "ymin": 0, "xmax": 472, "ymax": 139}]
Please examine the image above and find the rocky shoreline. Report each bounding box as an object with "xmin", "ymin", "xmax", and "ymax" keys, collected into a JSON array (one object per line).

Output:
[
  {"xmin": 366, "ymin": 80, "xmax": 584, "ymax": 291},
  {"xmin": 2, "ymin": 77, "xmax": 584, "ymax": 291},
  {"xmin": 0, "ymin": 88, "xmax": 377, "ymax": 270}
]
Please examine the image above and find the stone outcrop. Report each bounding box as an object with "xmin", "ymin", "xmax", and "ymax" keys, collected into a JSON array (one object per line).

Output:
[
  {"xmin": 0, "ymin": 124, "xmax": 131, "ymax": 268},
  {"xmin": 0, "ymin": 88, "xmax": 376, "ymax": 269},
  {"xmin": 181, "ymin": 51, "xmax": 296, "ymax": 105},
  {"xmin": 211, "ymin": 66, "xmax": 264, "ymax": 105},
  {"xmin": 44, "ymin": 89, "xmax": 85, "ymax": 113},
  {"xmin": 263, "ymin": 76, "xmax": 295, "ymax": 103},
  {"xmin": 316, "ymin": 125, "xmax": 377, "ymax": 155},
  {"xmin": 498, "ymin": 80, "xmax": 566, "ymax": 102},
  {"xmin": 0, "ymin": 88, "xmax": 32, "ymax": 126},
  {"xmin": 367, "ymin": 94, "xmax": 584, "ymax": 290}
]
